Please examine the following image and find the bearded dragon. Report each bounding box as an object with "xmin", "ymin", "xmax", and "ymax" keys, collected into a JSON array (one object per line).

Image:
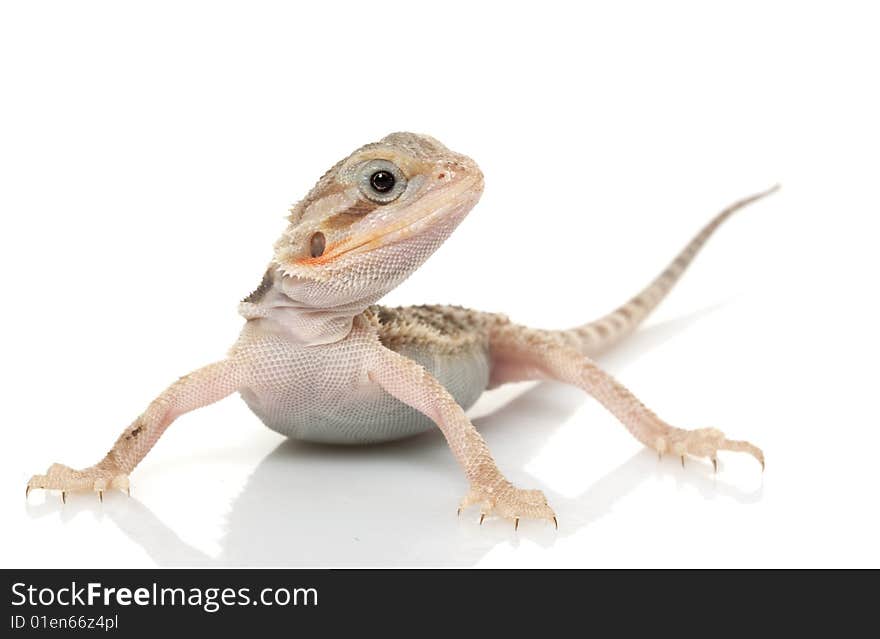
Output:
[{"xmin": 26, "ymin": 132, "xmax": 776, "ymax": 528}]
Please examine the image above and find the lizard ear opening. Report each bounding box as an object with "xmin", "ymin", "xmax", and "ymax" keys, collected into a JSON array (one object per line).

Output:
[{"xmin": 309, "ymin": 232, "xmax": 326, "ymax": 258}]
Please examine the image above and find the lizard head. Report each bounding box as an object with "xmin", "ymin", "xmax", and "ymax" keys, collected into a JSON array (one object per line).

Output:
[{"xmin": 271, "ymin": 132, "xmax": 484, "ymax": 308}]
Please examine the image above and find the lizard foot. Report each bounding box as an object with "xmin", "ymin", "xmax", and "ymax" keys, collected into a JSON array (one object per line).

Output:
[
  {"xmin": 458, "ymin": 482, "xmax": 557, "ymax": 530},
  {"xmin": 26, "ymin": 463, "xmax": 130, "ymax": 502},
  {"xmin": 656, "ymin": 427, "xmax": 764, "ymax": 471}
]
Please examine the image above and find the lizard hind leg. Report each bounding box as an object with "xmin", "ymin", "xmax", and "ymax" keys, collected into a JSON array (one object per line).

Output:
[{"xmin": 488, "ymin": 324, "xmax": 764, "ymax": 470}]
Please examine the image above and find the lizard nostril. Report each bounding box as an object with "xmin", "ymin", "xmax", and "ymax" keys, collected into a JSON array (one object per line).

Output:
[
  {"xmin": 437, "ymin": 172, "xmax": 446, "ymax": 180},
  {"xmin": 309, "ymin": 232, "xmax": 326, "ymax": 258}
]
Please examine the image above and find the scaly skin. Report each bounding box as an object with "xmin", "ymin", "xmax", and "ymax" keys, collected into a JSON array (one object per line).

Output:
[{"xmin": 27, "ymin": 132, "xmax": 777, "ymax": 527}]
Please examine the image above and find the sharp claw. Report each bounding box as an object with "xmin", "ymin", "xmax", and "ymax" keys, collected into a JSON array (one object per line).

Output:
[
  {"xmin": 681, "ymin": 455, "xmax": 685, "ymax": 468},
  {"xmin": 514, "ymin": 517, "xmax": 519, "ymax": 531},
  {"xmin": 25, "ymin": 486, "xmax": 31, "ymax": 499},
  {"xmin": 126, "ymin": 487, "xmax": 131, "ymax": 497},
  {"xmin": 456, "ymin": 507, "xmax": 461, "ymax": 517},
  {"xmin": 61, "ymin": 491, "xmax": 67, "ymax": 504},
  {"xmin": 761, "ymin": 459, "xmax": 765, "ymax": 472},
  {"xmin": 98, "ymin": 490, "xmax": 103, "ymax": 503},
  {"xmin": 712, "ymin": 457, "xmax": 718, "ymax": 473},
  {"xmin": 552, "ymin": 516, "xmax": 558, "ymax": 530},
  {"xmin": 479, "ymin": 513, "xmax": 485, "ymax": 525}
]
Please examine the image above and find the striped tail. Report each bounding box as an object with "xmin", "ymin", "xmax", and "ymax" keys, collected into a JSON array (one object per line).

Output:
[{"xmin": 571, "ymin": 185, "xmax": 780, "ymax": 357}]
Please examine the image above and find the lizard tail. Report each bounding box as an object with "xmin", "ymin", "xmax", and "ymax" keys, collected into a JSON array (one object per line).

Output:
[{"xmin": 570, "ymin": 184, "xmax": 780, "ymax": 357}]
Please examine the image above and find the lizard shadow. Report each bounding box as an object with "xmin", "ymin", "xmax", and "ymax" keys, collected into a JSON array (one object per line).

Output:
[{"xmin": 53, "ymin": 303, "xmax": 763, "ymax": 566}]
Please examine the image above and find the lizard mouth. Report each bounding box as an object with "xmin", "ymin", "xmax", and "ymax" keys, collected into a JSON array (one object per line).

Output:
[{"xmin": 294, "ymin": 172, "xmax": 484, "ymax": 267}]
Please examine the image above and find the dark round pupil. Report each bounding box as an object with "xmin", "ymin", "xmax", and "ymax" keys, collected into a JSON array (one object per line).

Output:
[{"xmin": 370, "ymin": 170, "xmax": 395, "ymax": 193}]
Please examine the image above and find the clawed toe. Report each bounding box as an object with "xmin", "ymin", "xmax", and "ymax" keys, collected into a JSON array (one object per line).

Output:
[
  {"xmin": 658, "ymin": 427, "xmax": 764, "ymax": 471},
  {"xmin": 26, "ymin": 463, "xmax": 130, "ymax": 503},
  {"xmin": 459, "ymin": 483, "xmax": 557, "ymax": 530}
]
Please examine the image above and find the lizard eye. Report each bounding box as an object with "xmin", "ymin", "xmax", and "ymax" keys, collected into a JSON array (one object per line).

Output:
[
  {"xmin": 359, "ymin": 159, "xmax": 407, "ymax": 204},
  {"xmin": 370, "ymin": 170, "xmax": 395, "ymax": 192}
]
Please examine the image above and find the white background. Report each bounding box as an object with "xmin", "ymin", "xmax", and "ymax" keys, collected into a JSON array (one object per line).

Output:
[{"xmin": 1, "ymin": 1, "xmax": 878, "ymax": 568}]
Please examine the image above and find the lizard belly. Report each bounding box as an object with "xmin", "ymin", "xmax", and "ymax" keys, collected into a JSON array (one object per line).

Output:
[{"xmin": 240, "ymin": 338, "xmax": 491, "ymax": 445}]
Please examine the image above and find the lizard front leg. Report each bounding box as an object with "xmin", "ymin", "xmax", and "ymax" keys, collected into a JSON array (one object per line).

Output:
[
  {"xmin": 489, "ymin": 325, "xmax": 764, "ymax": 470},
  {"xmin": 367, "ymin": 342, "xmax": 556, "ymax": 529},
  {"xmin": 27, "ymin": 359, "xmax": 243, "ymax": 501}
]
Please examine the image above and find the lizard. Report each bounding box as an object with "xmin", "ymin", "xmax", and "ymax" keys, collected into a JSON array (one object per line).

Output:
[{"xmin": 26, "ymin": 132, "xmax": 776, "ymax": 528}]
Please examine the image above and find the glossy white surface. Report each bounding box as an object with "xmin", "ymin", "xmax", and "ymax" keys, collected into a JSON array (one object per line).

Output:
[{"xmin": 2, "ymin": 1, "xmax": 878, "ymax": 568}]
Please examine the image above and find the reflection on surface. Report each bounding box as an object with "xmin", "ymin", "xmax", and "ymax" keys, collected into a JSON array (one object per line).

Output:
[{"xmin": 27, "ymin": 306, "xmax": 762, "ymax": 566}]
